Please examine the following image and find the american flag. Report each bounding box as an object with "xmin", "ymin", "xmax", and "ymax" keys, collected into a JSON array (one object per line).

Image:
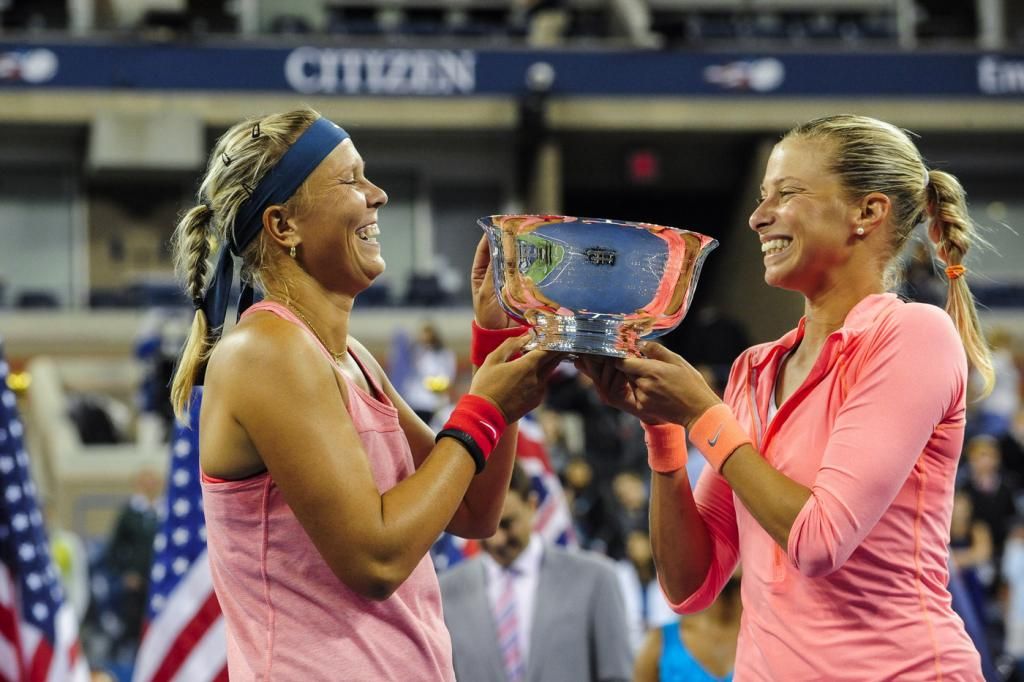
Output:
[
  {"xmin": 0, "ymin": 343, "xmax": 90, "ymax": 682},
  {"xmin": 132, "ymin": 389, "xmax": 226, "ymax": 682}
]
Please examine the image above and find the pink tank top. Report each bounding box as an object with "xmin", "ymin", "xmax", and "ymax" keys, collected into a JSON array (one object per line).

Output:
[{"xmin": 200, "ymin": 301, "xmax": 454, "ymax": 681}]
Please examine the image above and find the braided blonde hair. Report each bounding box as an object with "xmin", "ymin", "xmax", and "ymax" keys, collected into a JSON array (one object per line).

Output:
[
  {"xmin": 170, "ymin": 108, "xmax": 321, "ymax": 419},
  {"xmin": 785, "ymin": 115, "xmax": 994, "ymax": 396}
]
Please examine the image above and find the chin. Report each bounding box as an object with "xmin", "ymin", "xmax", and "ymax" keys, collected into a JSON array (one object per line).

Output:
[
  {"xmin": 763, "ymin": 270, "xmax": 801, "ymax": 293},
  {"xmin": 365, "ymin": 259, "xmax": 386, "ymax": 281}
]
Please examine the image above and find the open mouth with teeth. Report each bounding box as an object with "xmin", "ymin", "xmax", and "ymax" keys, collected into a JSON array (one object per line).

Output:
[
  {"xmin": 356, "ymin": 224, "xmax": 380, "ymax": 244},
  {"xmin": 761, "ymin": 238, "xmax": 792, "ymax": 257}
]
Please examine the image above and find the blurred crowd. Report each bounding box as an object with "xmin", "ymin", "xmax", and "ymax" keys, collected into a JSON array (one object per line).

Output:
[
  {"xmin": 45, "ymin": 270, "xmax": 1024, "ymax": 679},
  {"xmin": 2, "ymin": 0, "xmax": 1018, "ymax": 51}
]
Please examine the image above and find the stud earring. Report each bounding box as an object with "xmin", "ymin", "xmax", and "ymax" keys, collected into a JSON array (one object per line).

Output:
[
  {"xmin": 856, "ymin": 226, "xmax": 865, "ymax": 236},
  {"xmin": 289, "ymin": 245, "xmax": 297, "ymax": 258}
]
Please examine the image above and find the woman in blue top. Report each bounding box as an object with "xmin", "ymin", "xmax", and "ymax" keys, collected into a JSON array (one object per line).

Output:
[{"xmin": 634, "ymin": 576, "xmax": 741, "ymax": 682}]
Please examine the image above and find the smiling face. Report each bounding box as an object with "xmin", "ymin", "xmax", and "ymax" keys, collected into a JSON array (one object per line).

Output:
[
  {"xmin": 749, "ymin": 137, "xmax": 861, "ymax": 297},
  {"xmin": 289, "ymin": 138, "xmax": 388, "ymax": 296}
]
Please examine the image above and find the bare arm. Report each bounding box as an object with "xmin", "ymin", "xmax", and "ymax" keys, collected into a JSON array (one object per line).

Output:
[
  {"xmin": 356, "ymin": 337, "xmax": 560, "ymax": 538},
  {"xmin": 649, "ymin": 468, "xmax": 716, "ymax": 604},
  {"xmin": 212, "ymin": 321, "xmax": 549, "ymax": 600},
  {"xmin": 718, "ymin": 446, "xmax": 811, "ymax": 549}
]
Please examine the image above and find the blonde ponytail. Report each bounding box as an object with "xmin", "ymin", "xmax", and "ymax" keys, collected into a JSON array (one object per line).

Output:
[{"xmin": 927, "ymin": 170, "xmax": 995, "ymax": 398}]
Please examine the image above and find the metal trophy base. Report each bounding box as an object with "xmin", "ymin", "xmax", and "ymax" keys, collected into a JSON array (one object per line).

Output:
[{"xmin": 524, "ymin": 312, "xmax": 643, "ymax": 358}]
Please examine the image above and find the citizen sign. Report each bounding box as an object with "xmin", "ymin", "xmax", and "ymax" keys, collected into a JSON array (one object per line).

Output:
[{"xmin": 285, "ymin": 47, "xmax": 476, "ymax": 95}]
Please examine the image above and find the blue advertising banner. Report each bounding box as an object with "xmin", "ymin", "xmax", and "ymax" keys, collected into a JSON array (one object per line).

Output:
[{"xmin": 1, "ymin": 42, "xmax": 1023, "ymax": 97}]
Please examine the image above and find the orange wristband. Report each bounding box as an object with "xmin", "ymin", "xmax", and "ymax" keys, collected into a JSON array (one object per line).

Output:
[
  {"xmin": 688, "ymin": 404, "xmax": 751, "ymax": 473},
  {"xmin": 642, "ymin": 422, "xmax": 687, "ymax": 473}
]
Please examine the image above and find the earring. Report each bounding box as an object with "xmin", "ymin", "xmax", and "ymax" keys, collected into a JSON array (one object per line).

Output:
[
  {"xmin": 856, "ymin": 226, "xmax": 865, "ymax": 236},
  {"xmin": 289, "ymin": 245, "xmax": 296, "ymax": 259}
]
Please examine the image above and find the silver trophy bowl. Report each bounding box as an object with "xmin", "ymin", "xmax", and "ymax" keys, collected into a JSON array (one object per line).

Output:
[{"xmin": 479, "ymin": 214, "xmax": 718, "ymax": 357}]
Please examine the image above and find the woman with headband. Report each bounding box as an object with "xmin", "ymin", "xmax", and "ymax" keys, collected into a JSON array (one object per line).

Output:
[
  {"xmin": 169, "ymin": 109, "xmax": 561, "ymax": 680},
  {"xmin": 577, "ymin": 115, "xmax": 993, "ymax": 679}
]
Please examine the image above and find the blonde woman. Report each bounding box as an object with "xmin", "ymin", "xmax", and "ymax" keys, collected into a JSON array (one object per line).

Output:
[
  {"xmin": 578, "ymin": 115, "xmax": 992, "ymax": 680},
  {"xmin": 170, "ymin": 109, "xmax": 560, "ymax": 680}
]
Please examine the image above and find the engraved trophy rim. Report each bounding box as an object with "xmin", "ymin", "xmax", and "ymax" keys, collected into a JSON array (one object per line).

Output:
[{"xmin": 478, "ymin": 214, "xmax": 718, "ymax": 357}]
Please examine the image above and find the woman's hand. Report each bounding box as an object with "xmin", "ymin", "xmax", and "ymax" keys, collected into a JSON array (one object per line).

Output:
[
  {"xmin": 471, "ymin": 235, "xmax": 519, "ymax": 330},
  {"xmin": 577, "ymin": 343, "xmax": 720, "ymax": 427},
  {"xmin": 469, "ymin": 333, "xmax": 563, "ymax": 422}
]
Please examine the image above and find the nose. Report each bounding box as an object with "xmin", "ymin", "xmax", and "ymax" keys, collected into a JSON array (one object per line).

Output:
[
  {"xmin": 749, "ymin": 197, "xmax": 773, "ymax": 232},
  {"xmin": 367, "ymin": 180, "xmax": 388, "ymax": 209}
]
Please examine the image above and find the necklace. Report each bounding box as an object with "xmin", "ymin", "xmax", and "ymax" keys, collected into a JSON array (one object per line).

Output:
[{"xmin": 286, "ymin": 304, "xmax": 346, "ymax": 363}]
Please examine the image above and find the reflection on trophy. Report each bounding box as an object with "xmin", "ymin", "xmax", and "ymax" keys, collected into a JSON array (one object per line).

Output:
[{"xmin": 479, "ymin": 215, "xmax": 718, "ymax": 357}]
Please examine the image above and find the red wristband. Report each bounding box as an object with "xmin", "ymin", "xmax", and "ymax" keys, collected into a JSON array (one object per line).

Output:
[
  {"xmin": 642, "ymin": 422, "xmax": 687, "ymax": 473},
  {"xmin": 438, "ymin": 394, "xmax": 509, "ymax": 472},
  {"xmin": 471, "ymin": 320, "xmax": 530, "ymax": 367},
  {"xmin": 688, "ymin": 404, "xmax": 752, "ymax": 473}
]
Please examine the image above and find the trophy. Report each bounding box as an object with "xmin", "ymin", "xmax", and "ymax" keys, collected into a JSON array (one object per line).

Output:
[{"xmin": 479, "ymin": 215, "xmax": 718, "ymax": 357}]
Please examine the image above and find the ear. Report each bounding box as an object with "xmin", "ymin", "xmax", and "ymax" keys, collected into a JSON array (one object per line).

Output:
[
  {"xmin": 262, "ymin": 204, "xmax": 299, "ymax": 251},
  {"xmin": 855, "ymin": 192, "xmax": 891, "ymax": 236}
]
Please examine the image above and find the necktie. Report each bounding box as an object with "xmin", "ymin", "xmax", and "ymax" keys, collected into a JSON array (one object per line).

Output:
[{"xmin": 494, "ymin": 569, "xmax": 525, "ymax": 682}]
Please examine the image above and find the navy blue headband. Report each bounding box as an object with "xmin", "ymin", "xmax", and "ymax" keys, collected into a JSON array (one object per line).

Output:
[{"xmin": 197, "ymin": 117, "xmax": 350, "ymax": 348}]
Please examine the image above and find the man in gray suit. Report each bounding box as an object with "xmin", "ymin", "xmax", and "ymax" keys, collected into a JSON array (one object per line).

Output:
[{"xmin": 439, "ymin": 463, "xmax": 633, "ymax": 682}]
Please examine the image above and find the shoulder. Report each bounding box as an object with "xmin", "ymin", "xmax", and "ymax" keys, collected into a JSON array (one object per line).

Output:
[
  {"xmin": 206, "ymin": 311, "xmax": 334, "ymax": 396},
  {"xmin": 882, "ymin": 299, "xmax": 955, "ymax": 331},
  {"xmin": 868, "ymin": 300, "xmax": 963, "ymax": 356},
  {"xmin": 547, "ymin": 544, "xmax": 618, "ymax": 579}
]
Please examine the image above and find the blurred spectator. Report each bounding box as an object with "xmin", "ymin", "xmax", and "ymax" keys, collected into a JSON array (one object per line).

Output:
[
  {"xmin": 604, "ymin": 470, "xmax": 649, "ymax": 560},
  {"xmin": 562, "ymin": 456, "xmax": 611, "ymax": 553},
  {"xmin": 964, "ymin": 435, "xmax": 1019, "ymax": 591},
  {"xmin": 102, "ymin": 468, "xmax": 162, "ymax": 661},
  {"xmin": 439, "ymin": 463, "xmax": 633, "ymax": 682},
  {"xmin": 67, "ymin": 393, "xmax": 131, "ymax": 445},
  {"xmin": 950, "ymin": 488, "xmax": 994, "ymax": 624},
  {"xmin": 535, "ymin": 406, "xmax": 575, "ymax": 473},
  {"xmin": 968, "ymin": 328, "xmax": 1021, "ymax": 440},
  {"xmin": 616, "ymin": 530, "xmax": 675, "ymax": 653},
  {"xmin": 395, "ymin": 322, "xmax": 457, "ymax": 424},
  {"xmin": 511, "ymin": 0, "xmax": 568, "ymax": 46},
  {"xmin": 135, "ymin": 309, "xmax": 188, "ymax": 444},
  {"xmin": 1002, "ymin": 519, "xmax": 1024, "ymax": 673},
  {"xmin": 633, "ymin": 575, "xmax": 741, "ymax": 682},
  {"xmin": 44, "ymin": 499, "xmax": 90, "ymax": 624},
  {"xmin": 999, "ymin": 407, "xmax": 1024, "ymax": 486},
  {"xmin": 547, "ymin": 370, "xmax": 633, "ymax": 483}
]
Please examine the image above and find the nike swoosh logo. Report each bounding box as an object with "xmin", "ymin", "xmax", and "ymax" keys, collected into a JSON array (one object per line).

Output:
[
  {"xmin": 708, "ymin": 424, "xmax": 724, "ymax": 448},
  {"xmin": 480, "ymin": 421, "xmax": 498, "ymax": 441}
]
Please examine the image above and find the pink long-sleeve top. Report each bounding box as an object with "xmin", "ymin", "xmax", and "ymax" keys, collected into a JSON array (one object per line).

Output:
[{"xmin": 674, "ymin": 293, "xmax": 982, "ymax": 680}]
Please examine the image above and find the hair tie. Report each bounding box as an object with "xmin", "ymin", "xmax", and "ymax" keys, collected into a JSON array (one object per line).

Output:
[
  {"xmin": 945, "ymin": 264, "xmax": 966, "ymax": 280},
  {"xmin": 923, "ymin": 167, "xmax": 930, "ymax": 187},
  {"xmin": 191, "ymin": 295, "xmax": 205, "ymax": 311}
]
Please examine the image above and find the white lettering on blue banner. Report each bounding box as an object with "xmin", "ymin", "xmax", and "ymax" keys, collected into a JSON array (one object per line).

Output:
[
  {"xmin": 978, "ymin": 56, "xmax": 1024, "ymax": 95},
  {"xmin": 285, "ymin": 47, "xmax": 476, "ymax": 95}
]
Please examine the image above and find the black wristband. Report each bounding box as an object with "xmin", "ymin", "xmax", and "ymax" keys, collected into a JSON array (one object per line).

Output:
[{"xmin": 436, "ymin": 428, "xmax": 486, "ymax": 474}]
